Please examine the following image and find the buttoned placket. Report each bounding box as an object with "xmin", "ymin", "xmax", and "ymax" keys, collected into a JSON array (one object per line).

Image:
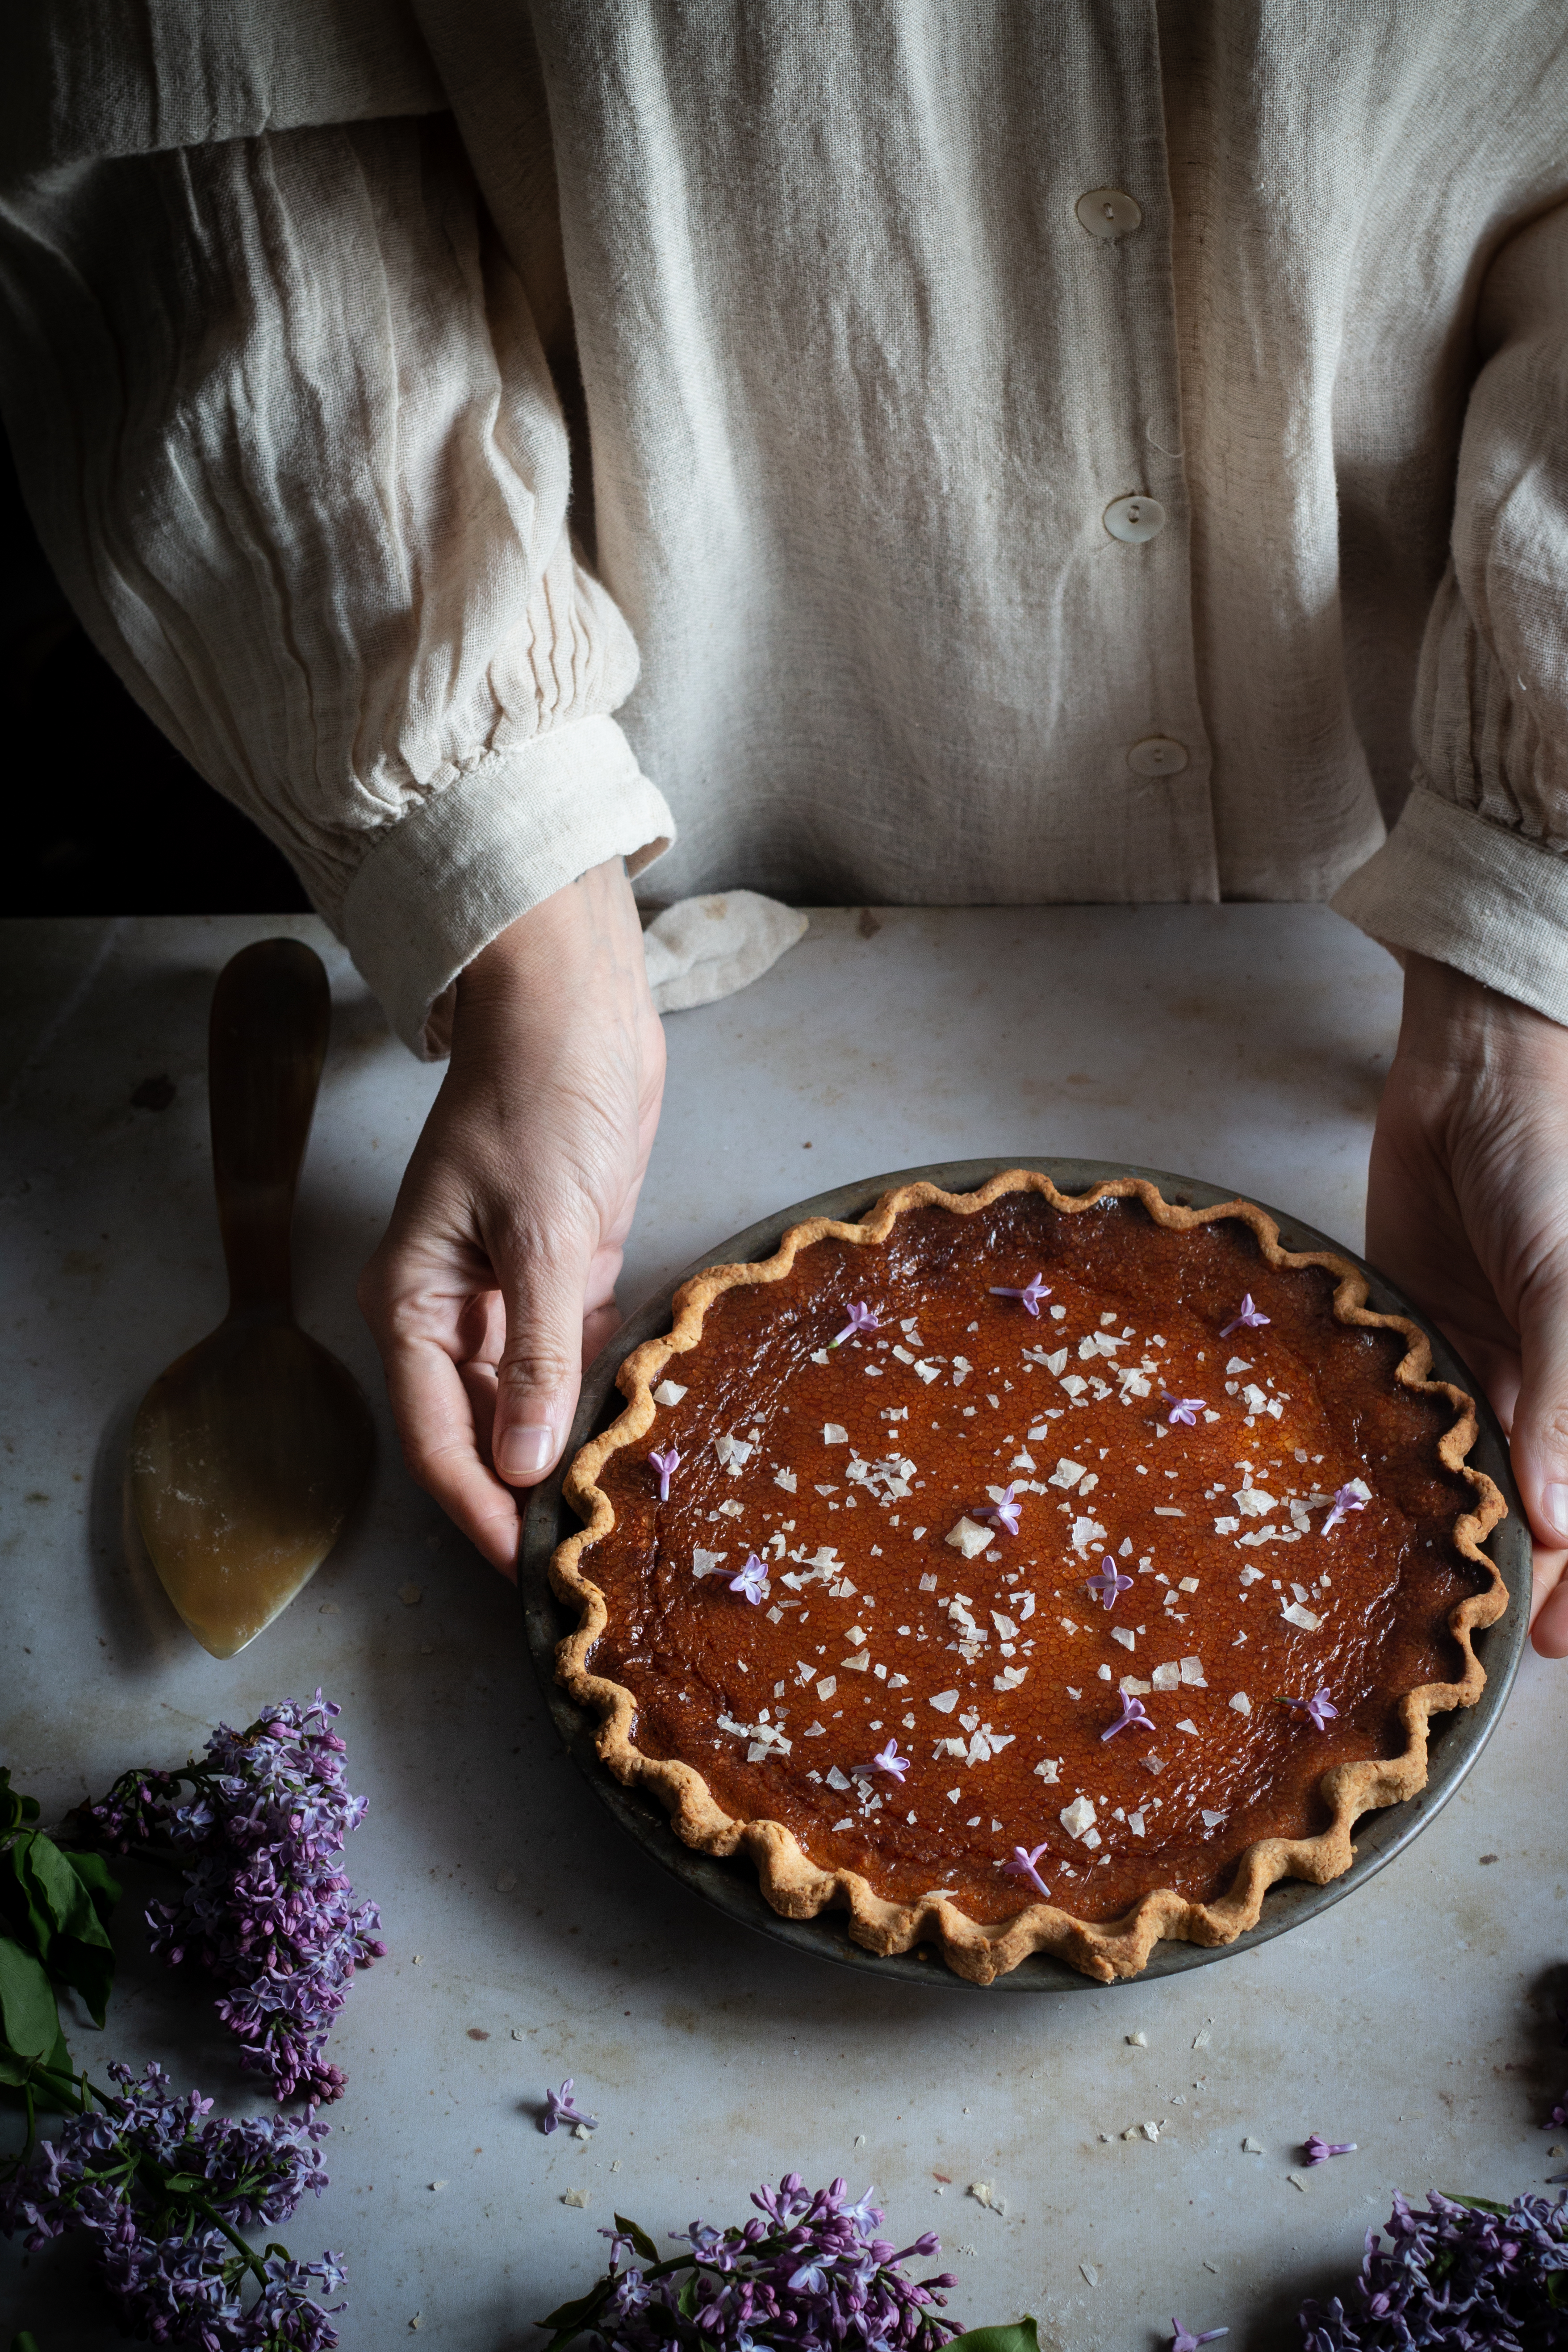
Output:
[{"xmin": 1069, "ymin": 21, "xmax": 1217, "ymax": 903}]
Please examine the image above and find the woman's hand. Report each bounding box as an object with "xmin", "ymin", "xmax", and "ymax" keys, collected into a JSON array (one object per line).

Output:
[
  {"xmin": 358, "ymin": 858, "xmax": 665, "ymax": 1577},
  {"xmin": 1366, "ymin": 952, "xmax": 1568, "ymax": 1654}
]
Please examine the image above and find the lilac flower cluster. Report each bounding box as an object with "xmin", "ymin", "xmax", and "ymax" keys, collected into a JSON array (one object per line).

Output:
[
  {"xmin": 546, "ymin": 2173, "xmax": 958, "ymax": 2351},
  {"xmin": 1298, "ymin": 2190, "xmax": 1568, "ymax": 2348},
  {"xmin": 0, "ymin": 2060, "xmax": 344, "ymax": 2349},
  {"xmin": 89, "ymin": 1692, "xmax": 383, "ymax": 2103}
]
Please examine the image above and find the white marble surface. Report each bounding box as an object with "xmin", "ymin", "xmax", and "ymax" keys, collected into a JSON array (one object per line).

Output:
[{"xmin": 3, "ymin": 906, "xmax": 1564, "ymax": 2352}]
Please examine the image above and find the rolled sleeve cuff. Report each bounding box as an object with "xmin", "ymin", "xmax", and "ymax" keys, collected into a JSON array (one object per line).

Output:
[
  {"xmin": 1331, "ymin": 786, "xmax": 1568, "ymax": 1027},
  {"xmin": 339, "ymin": 715, "xmax": 674, "ymax": 1056}
]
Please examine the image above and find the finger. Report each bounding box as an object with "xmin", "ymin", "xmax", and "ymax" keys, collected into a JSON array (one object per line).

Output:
[
  {"xmin": 490, "ymin": 1213, "xmax": 596, "ymax": 1487},
  {"xmin": 1507, "ymin": 1244, "xmax": 1568, "ymax": 1561},
  {"xmin": 382, "ymin": 1327, "xmax": 522, "ymax": 1577},
  {"xmin": 1530, "ymin": 1545, "xmax": 1568, "ymax": 1655}
]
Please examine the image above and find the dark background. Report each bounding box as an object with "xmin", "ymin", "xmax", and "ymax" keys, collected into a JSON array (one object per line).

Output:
[{"xmin": 3, "ymin": 428, "xmax": 310, "ymax": 918}]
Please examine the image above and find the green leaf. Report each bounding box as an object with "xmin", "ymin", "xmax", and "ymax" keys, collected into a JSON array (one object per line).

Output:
[
  {"xmin": 61, "ymin": 1847, "xmax": 121, "ymax": 1932},
  {"xmin": 11, "ymin": 1836, "xmax": 116, "ymax": 2026},
  {"xmin": 0, "ymin": 1847, "xmax": 55, "ymax": 1970},
  {"xmin": 536, "ymin": 2280, "xmax": 613, "ymax": 2348},
  {"xmin": 614, "ymin": 2212, "xmax": 661, "ymax": 2263},
  {"xmin": 0, "ymin": 1937, "xmax": 61, "ymax": 2060},
  {"xmin": 1448, "ymin": 2194, "xmax": 1511, "ymax": 2216},
  {"xmin": 0, "ymin": 1768, "xmax": 41, "ymax": 1834},
  {"xmin": 945, "ymin": 2324, "xmax": 1041, "ymax": 2352},
  {"xmin": 676, "ymin": 2273, "xmax": 699, "ymax": 2317}
]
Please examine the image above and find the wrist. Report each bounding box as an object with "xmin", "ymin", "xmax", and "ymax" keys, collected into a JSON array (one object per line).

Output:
[
  {"xmin": 456, "ymin": 858, "xmax": 642, "ymax": 1018},
  {"xmin": 1397, "ymin": 952, "xmax": 1568, "ymax": 1074}
]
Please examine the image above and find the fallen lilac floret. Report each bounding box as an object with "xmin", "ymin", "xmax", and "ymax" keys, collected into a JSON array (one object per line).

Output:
[
  {"xmin": 543, "ymin": 2079, "xmax": 598, "ymax": 2135},
  {"xmin": 1220, "ymin": 1292, "xmax": 1270, "ymax": 1338},
  {"xmin": 1298, "ymin": 2189, "xmax": 1568, "ymax": 2348},
  {"xmin": 831, "ymin": 1300, "xmax": 881, "ymax": 1348},
  {"xmin": 728, "ymin": 1554, "xmax": 770, "ymax": 1605},
  {"xmin": 1102, "ymin": 1691, "xmax": 1154, "ymax": 1742},
  {"xmin": 1305, "ymin": 2135, "xmax": 1357, "ymax": 2165},
  {"xmin": 975, "ymin": 1483, "xmax": 1023, "ymax": 1536},
  {"xmin": 854, "ymin": 1739, "xmax": 909, "ymax": 1784},
  {"xmin": 1281, "ymin": 1687, "xmax": 1339, "ymax": 1733},
  {"xmin": 1171, "ymin": 2323, "xmax": 1229, "ymax": 2350},
  {"xmin": 648, "ymin": 1445, "xmax": 681, "ymax": 1501},
  {"xmin": 89, "ymin": 1692, "xmax": 383, "ymax": 2105},
  {"xmin": 1003, "ymin": 1842, "xmax": 1051, "ymax": 1901},
  {"xmin": 0, "ymin": 2060, "xmax": 343, "ymax": 2350},
  {"xmin": 988, "ymin": 1274, "xmax": 1051, "ymax": 1317},
  {"xmin": 1322, "ymin": 1481, "xmax": 1371, "ymax": 1535},
  {"xmin": 1162, "ymin": 1393, "xmax": 1205, "ymax": 1427},
  {"xmin": 1087, "ymin": 1556, "xmax": 1133, "ymax": 1608}
]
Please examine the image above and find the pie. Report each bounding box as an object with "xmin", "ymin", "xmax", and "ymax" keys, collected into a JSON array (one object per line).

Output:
[{"xmin": 550, "ymin": 1171, "xmax": 1508, "ymax": 1984}]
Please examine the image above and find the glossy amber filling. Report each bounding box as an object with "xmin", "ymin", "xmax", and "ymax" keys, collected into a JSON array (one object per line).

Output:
[{"xmin": 584, "ymin": 1195, "xmax": 1479, "ymax": 1922}]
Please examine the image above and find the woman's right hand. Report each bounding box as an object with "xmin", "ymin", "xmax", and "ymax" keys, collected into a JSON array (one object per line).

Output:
[{"xmin": 357, "ymin": 856, "xmax": 666, "ymax": 1576}]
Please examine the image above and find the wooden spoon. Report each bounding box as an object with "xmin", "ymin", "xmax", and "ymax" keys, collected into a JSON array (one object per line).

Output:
[{"xmin": 129, "ymin": 939, "xmax": 374, "ymax": 1658}]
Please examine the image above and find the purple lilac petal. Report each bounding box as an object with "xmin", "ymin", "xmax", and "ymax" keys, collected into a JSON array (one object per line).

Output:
[
  {"xmin": 1219, "ymin": 1292, "xmax": 1271, "ymax": 1337},
  {"xmin": 987, "ymin": 1274, "xmax": 1052, "ymax": 1317},
  {"xmin": 1087, "ymin": 1556, "xmax": 1133, "ymax": 1608},
  {"xmin": 1171, "ymin": 2326, "xmax": 1229, "ymax": 2351},
  {"xmin": 728, "ymin": 1554, "xmax": 771, "ymax": 1605},
  {"xmin": 1304, "ymin": 2135, "xmax": 1356, "ymax": 2165},
  {"xmin": 1003, "ymin": 1843, "xmax": 1051, "ymax": 1901},
  {"xmin": 1162, "ymin": 1393, "xmax": 1205, "ymax": 1427},
  {"xmin": 1102, "ymin": 1691, "xmax": 1154, "ymax": 1742},
  {"xmin": 974, "ymin": 1483, "xmax": 1023, "ymax": 1536},
  {"xmin": 648, "ymin": 1445, "xmax": 681, "ymax": 1501},
  {"xmin": 855, "ymin": 1741, "xmax": 909, "ymax": 1784},
  {"xmin": 831, "ymin": 1301, "xmax": 881, "ymax": 1348},
  {"xmin": 1321, "ymin": 1483, "xmax": 1370, "ymax": 1535},
  {"xmin": 1282, "ymin": 1687, "xmax": 1339, "ymax": 1734},
  {"xmin": 542, "ymin": 2080, "xmax": 598, "ymax": 2135}
]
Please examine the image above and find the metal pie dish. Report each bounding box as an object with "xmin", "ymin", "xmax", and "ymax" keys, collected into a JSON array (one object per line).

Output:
[{"xmin": 519, "ymin": 1157, "xmax": 1530, "ymax": 1993}]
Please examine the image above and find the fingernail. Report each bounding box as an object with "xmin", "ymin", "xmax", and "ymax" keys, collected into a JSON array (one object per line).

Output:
[
  {"xmin": 1543, "ymin": 1483, "xmax": 1568, "ymax": 1542},
  {"xmin": 497, "ymin": 1424, "xmax": 555, "ymax": 1478}
]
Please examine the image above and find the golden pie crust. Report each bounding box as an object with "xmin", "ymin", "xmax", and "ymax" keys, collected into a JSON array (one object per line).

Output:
[{"xmin": 550, "ymin": 1171, "xmax": 1508, "ymax": 1984}]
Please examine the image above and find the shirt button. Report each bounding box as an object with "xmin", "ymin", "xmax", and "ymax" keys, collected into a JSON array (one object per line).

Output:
[
  {"xmin": 1127, "ymin": 736, "xmax": 1189, "ymax": 777},
  {"xmin": 1103, "ymin": 493, "xmax": 1167, "ymax": 544},
  {"xmin": 1075, "ymin": 187, "xmax": 1143, "ymax": 241}
]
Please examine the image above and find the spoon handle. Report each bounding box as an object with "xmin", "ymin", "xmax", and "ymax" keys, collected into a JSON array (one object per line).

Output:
[{"xmin": 209, "ymin": 938, "xmax": 331, "ymax": 1316}]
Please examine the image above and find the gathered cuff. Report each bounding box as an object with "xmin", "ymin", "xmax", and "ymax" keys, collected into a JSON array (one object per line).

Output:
[
  {"xmin": 1331, "ymin": 785, "xmax": 1568, "ymax": 1026},
  {"xmin": 339, "ymin": 715, "xmax": 674, "ymax": 1056}
]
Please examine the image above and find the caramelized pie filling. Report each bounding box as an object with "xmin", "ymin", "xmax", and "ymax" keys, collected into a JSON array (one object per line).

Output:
[{"xmin": 582, "ymin": 1194, "xmax": 1484, "ymax": 1924}]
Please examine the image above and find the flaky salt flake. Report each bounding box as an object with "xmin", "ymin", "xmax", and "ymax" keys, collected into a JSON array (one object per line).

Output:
[
  {"xmin": 1071, "ymin": 1515, "xmax": 1108, "ymax": 1554},
  {"xmin": 1127, "ymin": 2030, "xmax": 1148, "ymax": 2046},
  {"xmin": 994, "ymin": 1665, "xmax": 1028, "ymax": 1691},
  {"xmin": 822, "ymin": 1423, "xmax": 848, "ymax": 1444},
  {"xmin": 1229, "ymin": 1692, "xmax": 1252, "ymax": 1717},
  {"xmin": 1120, "ymin": 1675, "xmax": 1152, "ymax": 1695},
  {"xmin": 1193, "ymin": 2027, "xmax": 1212, "ymax": 2049},
  {"xmin": 1060, "ymin": 1795, "xmax": 1097, "ymax": 1841},
  {"xmin": 1214, "ymin": 1516, "xmax": 1240, "ymax": 1534},
  {"xmin": 1151, "ymin": 1662, "xmax": 1180, "ymax": 1691},
  {"xmin": 1033, "ymin": 1756, "xmax": 1060, "ymax": 1782},
  {"xmin": 713, "ymin": 1434, "xmax": 753, "ymax": 1472},
  {"xmin": 1080, "ymin": 2261, "xmax": 1100, "ymax": 2287},
  {"xmin": 945, "ymin": 1515, "xmax": 991, "ymax": 1558},
  {"xmin": 1179, "ymin": 1657, "xmax": 1207, "ymax": 1687},
  {"xmin": 1280, "ymin": 1600, "xmax": 1324, "ymax": 1632},
  {"xmin": 1235, "ymin": 1486, "xmax": 1275, "ymax": 1516},
  {"xmin": 1200, "ymin": 1809, "xmax": 1227, "ymax": 1829},
  {"xmin": 816, "ymin": 1676, "xmax": 837, "ymax": 1701},
  {"xmin": 563, "ymin": 2188, "xmax": 590, "ymax": 2208},
  {"xmin": 1175, "ymin": 1717, "xmax": 1200, "ymax": 1735},
  {"xmin": 1111, "ymin": 1625, "xmax": 1136, "ymax": 1651},
  {"xmin": 1242, "ymin": 2135, "xmax": 1263, "ymax": 2155},
  {"xmin": 1152, "ymin": 1507, "xmax": 1186, "ymax": 1518},
  {"xmin": 652, "ymin": 1380, "xmax": 688, "ymax": 1406},
  {"xmin": 1049, "ymin": 1457, "xmax": 1087, "ymax": 1489},
  {"xmin": 692, "ymin": 1548, "xmax": 728, "ymax": 1579},
  {"xmin": 929, "ymin": 1689, "xmax": 960, "ymax": 1713}
]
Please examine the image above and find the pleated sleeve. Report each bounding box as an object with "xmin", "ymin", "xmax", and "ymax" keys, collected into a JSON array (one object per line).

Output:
[{"xmin": 0, "ymin": 114, "xmax": 673, "ymax": 1053}]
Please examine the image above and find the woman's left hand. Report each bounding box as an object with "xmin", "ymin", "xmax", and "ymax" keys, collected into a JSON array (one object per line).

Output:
[{"xmin": 1366, "ymin": 952, "xmax": 1568, "ymax": 1655}]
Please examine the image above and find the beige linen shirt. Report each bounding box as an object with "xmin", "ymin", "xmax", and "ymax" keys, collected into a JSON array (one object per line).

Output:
[{"xmin": 4, "ymin": 3, "xmax": 1568, "ymax": 1053}]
